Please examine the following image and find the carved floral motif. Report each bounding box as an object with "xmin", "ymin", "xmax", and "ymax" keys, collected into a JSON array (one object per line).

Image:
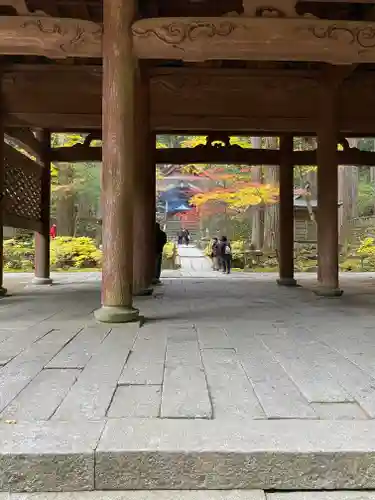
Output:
[
  {"xmin": 132, "ymin": 21, "xmax": 235, "ymax": 45},
  {"xmin": 1, "ymin": 16, "xmax": 103, "ymax": 57},
  {"xmin": 310, "ymin": 24, "xmax": 375, "ymax": 49},
  {"xmin": 132, "ymin": 17, "xmax": 375, "ymax": 64}
]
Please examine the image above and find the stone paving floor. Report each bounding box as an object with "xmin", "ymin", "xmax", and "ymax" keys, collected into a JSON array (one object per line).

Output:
[
  {"xmin": 1, "ymin": 492, "xmax": 375, "ymax": 500},
  {"xmin": 2, "ymin": 246, "xmax": 375, "ymax": 422}
]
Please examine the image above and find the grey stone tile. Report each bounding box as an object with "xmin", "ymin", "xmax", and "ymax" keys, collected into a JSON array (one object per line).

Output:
[
  {"xmin": 46, "ymin": 325, "xmax": 111, "ymax": 369},
  {"xmin": 202, "ymin": 349, "xmax": 264, "ymax": 419},
  {"xmin": 268, "ymin": 494, "xmax": 375, "ymax": 500},
  {"xmin": 1, "ymin": 369, "xmax": 80, "ymax": 421},
  {"xmin": 6, "ymin": 493, "xmax": 265, "ymax": 500},
  {"xmin": 53, "ymin": 327, "xmax": 138, "ymax": 420},
  {"xmin": 261, "ymin": 332, "xmax": 353, "ymax": 403},
  {"xmin": 311, "ymin": 402, "xmax": 369, "ymax": 420},
  {"xmin": 238, "ymin": 337, "xmax": 316, "ymax": 419},
  {"xmin": 161, "ymin": 340, "xmax": 212, "ymax": 419},
  {"xmin": 196, "ymin": 325, "xmax": 233, "ymax": 349},
  {"xmin": 0, "ymin": 329, "xmax": 82, "ymax": 413},
  {"xmin": 0, "ymin": 326, "xmax": 54, "ymax": 365},
  {"xmin": 96, "ymin": 419, "xmax": 375, "ymax": 490},
  {"xmin": 0, "ymin": 420, "xmax": 103, "ymax": 491},
  {"xmin": 107, "ymin": 385, "xmax": 161, "ymax": 418},
  {"xmin": 118, "ymin": 328, "xmax": 166, "ymax": 385}
]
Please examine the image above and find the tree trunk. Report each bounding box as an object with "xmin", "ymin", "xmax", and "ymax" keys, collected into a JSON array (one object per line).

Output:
[
  {"xmin": 263, "ymin": 137, "xmax": 279, "ymax": 251},
  {"xmin": 338, "ymin": 138, "xmax": 359, "ymax": 245},
  {"xmin": 56, "ymin": 163, "xmax": 76, "ymax": 236},
  {"xmin": 251, "ymin": 137, "xmax": 264, "ymax": 249}
]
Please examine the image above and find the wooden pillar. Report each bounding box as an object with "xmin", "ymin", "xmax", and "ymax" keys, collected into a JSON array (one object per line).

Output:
[
  {"xmin": 94, "ymin": 0, "xmax": 139, "ymax": 323},
  {"xmin": 316, "ymin": 83, "xmax": 342, "ymax": 297},
  {"xmin": 0, "ymin": 82, "xmax": 6, "ymax": 296},
  {"xmin": 33, "ymin": 129, "xmax": 52, "ymax": 285},
  {"xmin": 133, "ymin": 67, "xmax": 154, "ymax": 296},
  {"xmin": 277, "ymin": 134, "xmax": 297, "ymax": 287}
]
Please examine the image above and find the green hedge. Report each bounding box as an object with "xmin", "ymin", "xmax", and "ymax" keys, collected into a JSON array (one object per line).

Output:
[{"xmin": 4, "ymin": 236, "xmax": 179, "ymax": 272}]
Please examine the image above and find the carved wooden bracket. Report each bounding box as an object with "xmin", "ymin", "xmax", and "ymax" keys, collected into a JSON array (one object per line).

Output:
[
  {"xmin": 132, "ymin": 17, "xmax": 375, "ymax": 65},
  {"xmin": 242, "ymin": 0, "xmax": 299, "ymax": 18},
  {"xmin": 195, "ymin": 133, "xmax": 242, "ymax": 149}
]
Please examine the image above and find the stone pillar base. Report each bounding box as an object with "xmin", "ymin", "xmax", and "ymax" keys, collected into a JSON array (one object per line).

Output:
[
  {"xmin": 277, "ymin": 278, "xmax": 298, "ymax": 287},
  {"xmin": 0, "ymin": 286, "xmax": 7, "ymax": 296},
  {"xmin": 32, "ymin": 277, "xmax": 53, "ymax": 286},
  {"xmin": 94, "ymin": 305, "xmax": 140, "ymax": 324},
  {"xmin": 314, "ymin": 287, "xmax": 343, "ymax": 297},
  {"xmin": 133, "ymin": 287, "xmax": 153, "ymax": 297}
]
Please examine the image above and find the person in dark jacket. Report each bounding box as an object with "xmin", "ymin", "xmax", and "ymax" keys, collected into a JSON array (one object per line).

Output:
[
  {"xmin": 218, "ymin": 236, "xmax": 232, "ymax": 274},
  {"xmin": 211, "ymin": 237, "xmax": 220, "ymax": 271},
  {"xmin": 153, "ymin": 223, "xmax": 167, "ymax": 284}
]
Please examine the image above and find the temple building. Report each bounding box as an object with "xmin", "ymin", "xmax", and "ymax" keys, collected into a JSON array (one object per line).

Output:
[{"xmin": 0, "ymin": 0, "xmax": 375, "ymax": 321}]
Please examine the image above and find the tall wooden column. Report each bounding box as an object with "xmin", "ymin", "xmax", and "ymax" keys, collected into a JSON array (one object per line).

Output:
[
  {"xmin": 33, "ymin": 129, "xmax": 52, "ymax": 285},
  {"xmin": 0, "ymin": 84, "xmax": 6, "ymax": 296},
  {"xmin": 133, "ymin": 67, "xmax": 154, "ymax": 296},
  {"xmin": 277, "ymin": 134, "xmax": 297, "ymax": 287},
  {"xmin": 94, "ymin": 0, "xmax": 139, "ymax": 323},
  {"xmin": 316, "ymin": 83, "xmax": 342, "ymax": 297}
]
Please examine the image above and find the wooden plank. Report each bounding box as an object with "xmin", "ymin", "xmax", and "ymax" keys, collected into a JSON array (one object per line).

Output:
[
  {"xmin": 3, "ymin": 142, "xmax": 41, "ymax": 175},
  {"xmin": 2, "ymin": 214, "xmax": 43, "ymax": 232},
  {"xmin": 48, "ymin": 145, "xmax": 375, "ymax": 166},
  {"xmin": 5, "ymin": 128, "xmax": 42, "ymax": 160}
]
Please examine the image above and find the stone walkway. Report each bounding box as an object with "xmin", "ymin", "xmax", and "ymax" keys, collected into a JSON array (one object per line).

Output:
[
  {"xmin": 2, "ymin": 248, "xmax": 375, "ymax": 490},
  {"xmin": 2, "ymin": 492, "xmax": 375, "ymax": 500},
  {"xmin": 2, "ymin": 249, "xmax": 375, "ymax": 422}
]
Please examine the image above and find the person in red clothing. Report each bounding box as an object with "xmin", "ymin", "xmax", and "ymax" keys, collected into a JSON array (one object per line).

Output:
[{"xmin": 50, "ymin": 224, "xmax": 57, "ymax": 239}]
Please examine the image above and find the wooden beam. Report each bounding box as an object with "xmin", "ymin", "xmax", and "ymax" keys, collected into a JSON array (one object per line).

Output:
[
  {"xmin": 50, "ymin": 145, "xmax": 375, "ymax": 166},
  {"xmin": 0, "ymin": 16, "xmax": 101, "ymax": 58},
  {"xmin": 2, "ymin": 64, "xmax": 375, "ymax": 134},
  {"xmin": 132, "ymin": 17, "xmax": 375, "ymax": 64},
  {"xmin": 4, "ymin": 128, "xmax": 42, "ymax": 159},
  {"xmin": 3, "ymin": 142, "xmax": 41, "ymax": 174}
]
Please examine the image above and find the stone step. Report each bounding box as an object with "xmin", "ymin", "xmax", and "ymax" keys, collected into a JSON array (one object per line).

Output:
[
  {"xmin": 3, "ymin": 494, "xmax": 375, "ymax": 500},
  {"xmin": 1, "ymin": 419, "xmax": 375, "ymax": 492}
]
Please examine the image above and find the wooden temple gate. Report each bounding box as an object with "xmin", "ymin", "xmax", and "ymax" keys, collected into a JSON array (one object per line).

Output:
[{"xmin": 1, "ymin": 0, "xmax": 375, "ymax": 321}]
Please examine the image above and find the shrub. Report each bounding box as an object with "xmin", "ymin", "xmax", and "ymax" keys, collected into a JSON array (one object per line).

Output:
[
  {"xmin": 50, "ymin": 237, "xmax": 101, "ymax": 269},
  {"xmin": 4, "ymin": 238, "xmax": 34, "ymax": 271},
  {"xmin": 4, "ymin": 236, "xmax": 102, "ymax": 271},
  {"xmin": 163, "ymin": 241, "xmax": 176, "ymax": 261}
]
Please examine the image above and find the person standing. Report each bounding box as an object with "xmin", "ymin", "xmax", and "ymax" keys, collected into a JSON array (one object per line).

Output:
[
  {"xmin": 218, "ymin": 236, "xmax": 232, "ymax": 274},
  {"xmin": 50, "ymin": 224, "xmax": 57, "ymax": 239},
  {"xmin": 182, "ymin": 228, "xmax": 190, "ymax": 246},
  {"xmin": 153, "ymin": 222, "xmax": 167, "ymax": 285},
  {"xmin": 211, "ymin": 237, "xmax": 220, "ymax": 271}
]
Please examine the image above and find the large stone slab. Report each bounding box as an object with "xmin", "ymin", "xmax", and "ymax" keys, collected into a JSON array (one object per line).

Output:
[
  {"xmin": 161, "ymin": 339, "xmax": 212, "ymax": 419},
  {"xmin": 0, "ymin": 326, "xmax": 55, "ymax": 365},
  {"xmin": 0, "ymin": 421, "xmax": 104, "ymax": 492},
  {"xmin": 237, "ymin": 337, "xmax": 316, "ymax": 419},
  {"xmin": 268, "ymin": 494, "xmax": 375, "ymax": 500},
  {"xmin": 46, "ymin": 325, "xmax": 111, "ymax": 369},
  {"xmin": 118, "ymin": 327, "xmax": 167, "ymax": 385},
  {"xmin": 0, "ymin": 329, "xmax": 82, "ymax": 413},
  {"xmin": 201, "ymin": 349, "xmax": 264, "ymax": 419},
  {"xmin": 0, "ymin": 492, "xmax": 265, "ymax": 500},
  {"xmin": 96, "ymin": 419, "xmax": 375, "ymax": 490},
  {"xmin": 53, "ymin": 327, "xmax": 138, "ymax": 421},
  {"xmin": 261, "ymin": 331, "xmax": 353, "ymax": 403},
  {"xmin": 1, "ymin": 369, "xmax": 80, "ymax": 421},
  {"xmin": 107, "ymin": 386, "xmax": 161, "ymax": 418}
]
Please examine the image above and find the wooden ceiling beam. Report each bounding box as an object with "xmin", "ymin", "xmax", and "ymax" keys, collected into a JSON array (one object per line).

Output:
[{"xmin": 49, "ymin": 145, "xmax": 375, "ymax": 166}]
